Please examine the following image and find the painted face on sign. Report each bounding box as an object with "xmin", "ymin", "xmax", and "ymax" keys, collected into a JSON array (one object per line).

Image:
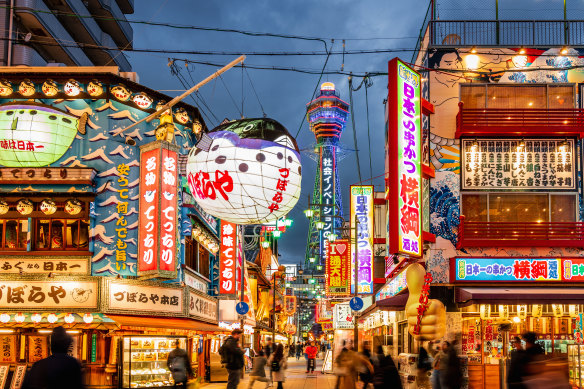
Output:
[{"xmin": 186, "ymin": 118, "xmax": 302, "ymax": 224}]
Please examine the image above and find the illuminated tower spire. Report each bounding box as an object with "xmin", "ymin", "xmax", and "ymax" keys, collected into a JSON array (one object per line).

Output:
[{"xmin": 305, "ymin": 82, "xmax": 349, "ymax": 273}]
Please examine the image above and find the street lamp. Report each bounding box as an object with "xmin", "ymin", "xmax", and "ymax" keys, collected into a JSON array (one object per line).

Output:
[
  {"xmin": 304, "ymin": 209, "xmax": 314, "ymax": 218},
  {"xmin": 261, "ymin": 240, "xmax": 270, "ymax": 249},
  {"xmin": 315, "ymin": 221, "xmax": 325, "ymax": 230},
  {"xmin": 272, "ymin": 230, "xmax": 282, "ymax": 238},
  {"xmin": 309, "ymin": 257, "xmax": 316, "ymax": 263},
  {"xmin": 327, "ymin": 233, "xmax": 338, "ymax": 242}
]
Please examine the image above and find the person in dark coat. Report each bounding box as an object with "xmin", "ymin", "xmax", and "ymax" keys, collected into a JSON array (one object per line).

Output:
[
  {"xmin": 167, "ymin": 340, "xmax": 193, "ymax": 388},
  {"xmin": 507, "ymin": 336, "xmax": 527, "ymax": 389},
  {"xmin": 443, "ymin": 340, "xmax": 462, "ymax": 389},
  {"xmin": 222, "ymin": 329, "xmax": 245, "ymax": 389},
  {"xmin": 21, "ymin": 326, "xmax": 83, "ymax": 389},
  {"xmin": 372, "ymin": 346, "xmax": 401, "ymax": 389}
]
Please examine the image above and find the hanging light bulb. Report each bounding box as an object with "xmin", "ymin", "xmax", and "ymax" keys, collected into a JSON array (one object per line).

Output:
[
  {"xmin": 83, "ymin": 314, "xmax": 94, "ymax": 324},
  {"xmin": 14, "ymin": 313, "xmax": 25, "ymax": 323},
  {"xmin": 64, "ymin": 314, "xmax": 75, "ymax": 324},
  {"xmin": 0, "ymin": 314, "xmax": 10, "ymax": 323},
  {"xmin": 47, "ymin": 314, "xmax": 58, "ymax": 324},
  {"xmin": 31, "ymin": 313, "xmax": 42, "ymax": 323}
]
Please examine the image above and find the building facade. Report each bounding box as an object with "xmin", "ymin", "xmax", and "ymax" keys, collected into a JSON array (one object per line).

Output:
[{"xmin": 0, "ymin": 0, "xmax": 132, "ymax": 71}]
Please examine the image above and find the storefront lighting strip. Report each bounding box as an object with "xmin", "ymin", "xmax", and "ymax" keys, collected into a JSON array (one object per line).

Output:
[{"xmin": 0, "ymin": 329, "xmax": 14, "ymax": 333}]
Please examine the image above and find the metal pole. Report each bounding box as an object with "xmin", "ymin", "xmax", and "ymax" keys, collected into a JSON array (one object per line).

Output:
[
  {"xmin": 272, "ymin": 271, "xmax": 276, "ymax": 341},
  {"xmin": 240, "ymin": 226, "xmax": 245, "ymax": 331},
  {"xmin": 7, "ymin": 0, "xmax": 14, "ymax": 66},
  {"xmin": 118, "ymin": 55, "xmax": 245, "ymax": 135},
  {"xmin": 353, "ymin": 213, "xmax": 359, "ymax": 351}
]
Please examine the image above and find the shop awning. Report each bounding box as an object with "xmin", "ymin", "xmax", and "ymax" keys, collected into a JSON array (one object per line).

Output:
[
  {"xmin": 376, "ymin": 292, "xmax": 409, "ymax": 310},
  {"xmin": 0, "ymin": 313, "xmax": 119, "ymax": 330},
  {"xmin": 107, "ymin": 314, "xmax": 226, "ymax": 332},
  {"xmin": 456, "ymin": 287, "xmax": 584, "ymax": 307}
]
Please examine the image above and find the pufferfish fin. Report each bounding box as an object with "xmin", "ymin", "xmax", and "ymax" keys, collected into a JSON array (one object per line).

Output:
[{"xmin": 77, "ymin": 112, "xmax": 88, "ymax": 135}]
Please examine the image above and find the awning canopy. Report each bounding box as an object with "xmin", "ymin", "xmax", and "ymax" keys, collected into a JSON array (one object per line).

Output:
[
  {"xmin": 0, "ymin": 313, "xmax": 118, "ymax": 330},
  {"xmin": 456, "ymin": 287, "xmax": 584, "ymax": 307},
  {"xmin": 107, "ymin": 314, "xmax": 225, "ymax": 333},
  {"xmin": 376, "ymin": 292, "xmax": 409, "ymax": 310}
]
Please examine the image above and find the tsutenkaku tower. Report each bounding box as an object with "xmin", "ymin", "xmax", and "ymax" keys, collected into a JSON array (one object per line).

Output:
[{"xmin": 305, "ymin": 82, "xmax": 349, "ymax": 273}]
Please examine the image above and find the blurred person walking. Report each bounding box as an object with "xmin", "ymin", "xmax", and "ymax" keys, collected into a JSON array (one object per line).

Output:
[
  {"xmin": 248, "ymin": 350, "xmax": 269, "ymax": 389},
  {"xmin": 416, "ymin": 343, "xmax": 432, "ymax": 389},
  {"xmin": 220, "ymin": 329, "xmax": 245, "ymax": 389},
  {"xmin": 442, "ymin": 340, "xmax": 462, "ymax": 389},
  {"xmin": 508, "ymin": 336, "xmax": 527, "ymax": 389},
  {"xmin": 22, "ymin": 326, "xmax": 83, "ymax": 389},
  {"xmin": 167, "ymin": 339, "xmax": 193, "ymax": 389},
  {"xmin": 372, "ymin": 346, "xmax": 401, "ymax": 389},
  {"xmin": 359, "ymin": 342, "xmax": 374, "ymax": 389},
  {"xmin": 295, "ymin": 342, "xmax": 302, "ymax": 361},
  {"xmin": 267, "ymin": 344, "xmax": 288, "ymax": 389},
  {"xmin": 334, "ymin": 345, "xmax": 373, "ymax": 389}
]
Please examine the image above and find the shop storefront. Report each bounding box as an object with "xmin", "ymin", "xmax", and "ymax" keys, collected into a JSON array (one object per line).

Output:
[{"xmin": 0, "ymin": 69, "xmax": 222, "ymax": 388}]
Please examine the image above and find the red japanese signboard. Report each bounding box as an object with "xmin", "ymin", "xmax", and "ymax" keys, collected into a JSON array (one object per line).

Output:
[
  {"xmin": 326, "ymin": 240, "xmax": 350, "ymax": 296},
  {"xmin": 219, "ymin": 221, "xmax": 237, "ymax": 294},
  {"xmin": 386, "ymin": 58, "xmax": 422, "ymax": 258},
  {"xmin": 137, "ymin": 141, "xmax": 179, "ymax": 278},
  {"xmin": 284, "ymin": 295, "xmax": 297, "ymax": 316}
]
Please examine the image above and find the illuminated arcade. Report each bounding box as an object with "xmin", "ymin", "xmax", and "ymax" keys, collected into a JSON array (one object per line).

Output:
[{"xmin": 304, "ymin": 82, "xmax": 349, "ymax": 272}]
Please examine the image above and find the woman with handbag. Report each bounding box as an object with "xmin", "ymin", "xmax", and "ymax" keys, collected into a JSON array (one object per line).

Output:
[{"xmin": 267, "ymin": 344, "xmax": 287, "ymax": 389}]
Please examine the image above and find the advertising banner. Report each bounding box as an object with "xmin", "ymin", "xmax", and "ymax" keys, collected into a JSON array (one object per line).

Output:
[
  {"xmin": 386, "ymin": 58, "xmax": 422, "ymax": 258},
  {"xmin": 350, "ymin": 186, "xmax": 374, "ymax": 294},
  {"xmin": 106, "ymin": 280, "xmax": 183, "ymax": 315},
  {"xmin": 219, "ymin": 221, "xmax": 237, "ymax": 294},
  {"xmin": 0, "ymin": 280, "xmax": 98, "ymax": 310}
]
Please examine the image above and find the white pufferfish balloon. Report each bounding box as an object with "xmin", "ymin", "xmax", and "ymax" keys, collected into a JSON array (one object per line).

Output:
[{"xmin": 186, "ymin": 118, "xmax": 302, "ymax": 224}]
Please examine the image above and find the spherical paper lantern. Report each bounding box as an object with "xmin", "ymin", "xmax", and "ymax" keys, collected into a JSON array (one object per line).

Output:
[
  {"xmin": 64, "ymin": 79, "xmax": 81, "ymax": 96},
  {"xmin": 0, "ymin": 313, "xmax": 10, "ymax": 323},
  {"xmin": 0, "ymin": 200, "xmax": 8, "ymax": 215},
  {"xmin": 64, "ymin": 313, "xmax": 75, "ymax": 324},
  {"xmin": 47, "ymin": 313, "xmax": 58, "ymax": 323},
  {"xmin": 40, "ymin": 199, "xmax": 57, "ymax": 215},
  {"xmin": 132, "ymin": 92, "xmax": 153, "ymax": 109},
  {"xmin": 0, "ymin": 80, "xmax": 13, "ymax": 96},
  {"xmin": 111, "ymin": 84, "xmax": 131, "ymax": 101},
  {"xmin": 19, "ymin": 80, "xmax": 35, "ymax": 96},
  {"xmin": 87, "ymin": 80, "xmax": 104, "ymax": 97},
  {"xmin": 16, "ymin": 199, "xmax": 33, "ymax": 215},
  {"xmin": 64, "ymin": 199, "xmax": 82, "ymax": 215},
  {"xmin": 31, "ymin": 313, "xmax": 42, "ymax": 323},
  {"xmin": 14, "ymin": 313, "xmax": 25, "ymax": 323},
  {"xmin": 83, "ymin": 313, "xmax": 94, "ymax": 324},
  {"xmin": 186, "ymin": 118, "xmax": 301, "ymax": 224},
  {"xmin": 42, "ymin": 80, "xmax": 59, "ymax": 97}
]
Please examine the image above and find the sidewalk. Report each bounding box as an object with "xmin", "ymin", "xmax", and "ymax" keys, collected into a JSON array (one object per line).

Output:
[{"xmin": 203, "ymin": 357, "xmax": 337, "ymax": 389}]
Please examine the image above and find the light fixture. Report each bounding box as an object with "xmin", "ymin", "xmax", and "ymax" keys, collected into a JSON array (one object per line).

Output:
[
  {"xmin": 561, "ymin": 47, "xmax": 569, "ymax": 55},
  {"xmin": 513, "ymin": 316, "xmax": 521, "ymax": 323},
  {"xmin": 47, "ymin": 314, "xmax": 58, "ymax": 323},
  {"xmin": 470, "ymin": 46, "xmax": 477, "ymax": 54},
  {"xmin": 64, "ymin": 314, "xmax": 75, "ymax": 324},
  {"xmin": 316, "ymin": 265, "xmax": 323, "ymax": 270},
  {"xmin": 64, "ymin": 79, "xmax": 81, "ymax": 96},
  {"xmin": 261, "ymin": 240, "xmax": 270, "ymax": 249},
  {"xmin": 309, "ymin": 256, "xmax": 316, "ymax": 263},
  {"xmin": 518, "ymin": 138, "xmax": 525, "ymax": 150},
  {"xmin": 327, "ymin": 233, "xmax": 337, "ymax": 242},
  {"xmin": 272, "ymin": 230, "xmax": 282, "ymax": 239},
  {"xmin": 519, "ymin": 47, "xmax": 526, "ymax": 55},
  {"xmin": 560, "ymin": 138, "xmax": 569, "ymax": 151},
  {"xmin": 284, "ymin": 219, "xmax": 293, "ymax": 227},
  {"xmin": 315, "ymin": 221, "xmax": 325, "ymax": 230},
  {"xmin": 14, "ymin": 313, "xmax": 25, "ymax": 323},
  {"xmin": 465, "ymin": 54, "xmax": 480, "ymax": 70},
  {"xmin": 304, "ymin": 209, "xmax": 314, "ymax": 218},
  {"xmin": 0, "ymin": 314, "xmax": 10, "ymax": 323},
  {"xmin": 471, "ymin": 138, "xmax": 478, "ymax": 149},
  {"xmin": 0, "ymin": 329, "xmax": 14, "ymax": 334},
  {"xmin": 31, "ymin": 313, "xmax": 42, "ymax": 323},
  {"xmin": 83, "ymin": 314, "xmax": 94, "ymax": 324}
]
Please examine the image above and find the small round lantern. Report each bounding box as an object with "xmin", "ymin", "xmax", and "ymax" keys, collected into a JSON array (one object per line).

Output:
[
  {"xmin": 64, "ymin": 314, "xmax": 75, "ymax": 324},
  {"xmin": 0, "ymin": 314, "xmax": 10, "ymax": 323},
  {"xmin": 31, "ymin": 313, "xmax": 42, "ymax": 323},
  {"xmin": 16, "ymin": 199, "xmax": 33, "ymax": 215},
  {"xmin": 42, "ymin": 80, "xmax": 59, "ymax": 97},
  {"xmin": 64, "ymin": 199, "xmax": 82, "ymax": 215},
  {"xmin": 40, "ymin": 199, "xmax": 57, "ymax": 215},
  {"xmin": 0, "ymin": 80, "xmax": 13, "ymax": 96},
  {"xmin": 64, "ymin": 79, "xmax": 81, "ymax": 96},
  {"xmin": 87, "ymin": 80, "xmax": 104, "ymax": 97},
  {"xmin": 0, "ymin": 200, "xmax": 8, "ymax": 215},
  {"xmin": 14, "ymin": 313, "xmax": 25, "ymax": 323},
  {"xmin": 111, "ymin": 85, "xmax": 131, "ymax": 101},
  {"xmin": 19, "ymin": 80, "xmax": 35, "ymax": 97},
  {"xmin": 132, "ymin": 92, "xmax": 153, "ymax": 109}
]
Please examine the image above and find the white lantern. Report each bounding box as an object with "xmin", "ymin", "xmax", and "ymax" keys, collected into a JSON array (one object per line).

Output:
[
  {"xmin": 186, "ymin": 118, "xmax": 301, "ymax": 224},
  {"xmin": 0, "ymin": 80, "xmax": 13, "ymax": 96},
  {"xmin": 64, "ymin": 314, "xmax": 75, "ymax": 324},
  {"xmin": 16, "ymin": 199, "xmax": 33, "ymax": 215},
  {"xmin": 111, "ymin": 84, "xmax": 131, "ymax": 101},
  {"xmin": 47, "ymin": 314, "xmax": 58, "ymax": 323},
  {"xmin": 42, "ymin": 80, "xmax": 59, "ymax": 97},
  {"xmin": 19, "ymin": 80, "xmax": 35, "ymax": 96},
  {"xmin": 0, "ymin": 200, "xmax": 8, "ymax": 215},
  {"xmin": 14, "ymin": 313, "xmax": 25, "ymax": 323},
  {"xmin": 64, "ymin": 199, "xmax": 82, "ymax": 215},
  {"xmin": 83, "ymin": 314, "xmax": 94, "ymax": 324},
  {"xmin": 40, "ymin": 199, "xmax": 57, "ymax": 215},
  {"xmin": 133, "ymin": 92, "xmax": 153, "ymax": 109},
  {"xmin": 31, "ymin": 313, "xmax": 42, "ymax": 323},
  {"xmin": 64, "ymin": 79, "xmax": 81, "ymax": 96},
  {"xmin": 87, "ymin": 80, "xmax": 104, "ymax": 97},
  {"xmin": 532, "ymin": 304, "xmax": 543, "ymax": 318},
  {"xmin": 0, "ymin": 313, "xmax": 10, "ymax": 323}
]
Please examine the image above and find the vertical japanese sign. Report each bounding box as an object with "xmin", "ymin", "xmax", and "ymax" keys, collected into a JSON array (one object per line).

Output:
[
  {"xmin": 220, "ymin": 221, "xmax": 237, "ymax": 294},
  {"xmin": 326, "ymin": 240, "xmax": 350, "ymax": 296},
  {"xmin": 138, "ymin": 142, "xmax": 179, "ymax": 278},
  {"xmin": 320, "ymin": 146, "xmax": 336, "ymax": 263},
  {"xmin": 283, "ymin": 295, "xmax": 297, "ymax": 315},
  {"xmin": 387, "ymin": 58, "xmax": 422, "ymax": 257},
  {"xmin": 115, "ymin": 163, "xmax": 130, "ymax": 272},
  {"xmin": 350, "ymin": 186, "xmax": 374, "ymax": 294}
]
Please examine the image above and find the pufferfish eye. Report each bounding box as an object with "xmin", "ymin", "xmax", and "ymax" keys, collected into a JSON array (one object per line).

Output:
[{"xmin": 273, "ymin": 135, "xmax": 295, "ymax": 149}]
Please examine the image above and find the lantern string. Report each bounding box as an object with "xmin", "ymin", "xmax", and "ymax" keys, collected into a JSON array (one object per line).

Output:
[
  {"xmin": 219, "ymin": 73, "xmax": 244, "ymax": 118},
  {"xmin": 244, "ymin": 66, "xmax": 267, "ymax": 118}
]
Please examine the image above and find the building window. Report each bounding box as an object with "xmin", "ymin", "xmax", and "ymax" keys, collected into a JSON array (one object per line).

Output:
[
  {"xmin": 185, "ymin": 236, "xmax": 197, "ymax": 270},
  {"xmin": 460, "ymin": 84, "xmax": 575, "ymax": 109},
  {"xmin": 0, "ymin": 219, "xmax": 28, "ymax": 250},
  {"xmin": 34, "ymin": 219, "xmax": 89, "ymax": 250},
  {"xmin": 461, "ymin": 193, "xmax": 577, "ymax": 223}
]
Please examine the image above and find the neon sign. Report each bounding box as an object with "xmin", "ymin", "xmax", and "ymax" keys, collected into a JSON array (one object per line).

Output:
[
  {"xmin": 350, "ymin": 185, "xmax": 374, "ymax": 294},
  {"xmin": 219, "ymin": 221, "xmax": 237, "ymax": 294},
  {"xmin": 326, "ymin": 240, "xmax": 350, "ymax": 296}
]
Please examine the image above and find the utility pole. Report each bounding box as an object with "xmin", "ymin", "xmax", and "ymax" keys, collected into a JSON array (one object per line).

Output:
[
  {"xmin": 240, "ymin": 226, "xmax": 245, "ymax": 331},
  {"xmin": 353, "ymin": 213, "xmax": 359, "ymax": 351}
]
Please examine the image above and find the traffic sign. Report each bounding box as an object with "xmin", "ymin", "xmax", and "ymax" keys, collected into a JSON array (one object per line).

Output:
[
  {"xmin": 236, "ymin": 301, "xmax": 249, "ymax": 315},
  {"xmin": 349, "ymin": 297, "xmax": 364, "ymax": 311}
]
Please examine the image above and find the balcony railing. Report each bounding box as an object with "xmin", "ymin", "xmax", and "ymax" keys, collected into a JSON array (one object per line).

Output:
[
  {"xmin": 457, "ymin": 215, "xmax": 584, "ymax": 248},
  {"xmin": 456, "ymin": 102, "xmax": 584, "ymax": 138},
  {"xmin": 430, "ymin": 20, "xmax": 584, "ymax": 47}
]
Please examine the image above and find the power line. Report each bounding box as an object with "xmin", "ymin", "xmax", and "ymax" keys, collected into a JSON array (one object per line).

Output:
[
  {"xmin": 244, "ymin": 67, "xmax": 266, "ymax": 117},
  {"xmin": 219, "ymin": 73, "xmax": 243, "ymax": 118}
]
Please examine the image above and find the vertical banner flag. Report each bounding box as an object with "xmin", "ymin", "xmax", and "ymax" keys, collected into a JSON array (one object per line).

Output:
[
  {"xmin": 326, "ymin": 239, "xmax": 350, "ymax": 296},
  {"xmin": 320, "ymin": 145, "xmax": 336, "ymax": 264},
  {"xmin": 138, "ymin": 141, "xmax": 180, "ymax": 278},
  {"xmin": 350, "ymin": 185, "xmax": 374, "ymax": 294},
  {"xmin": 220, "ymin": 221, "xmax": 237, "ymax": 294},
  {"xmin": 387, "ymin": 58, "xmax": 422, "ymax": 258}
]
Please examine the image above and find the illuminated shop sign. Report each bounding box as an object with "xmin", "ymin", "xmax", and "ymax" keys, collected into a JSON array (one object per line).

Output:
[
  {"xmin": 219, "ymin": 221, "xmax": 237, "ymax": 294},
  {"xmin": 350, "ymin": 185, "xmax": 374, "ymax": 294},
  {"xmin": 326, "ymin": 239, "xmax": 350, "ymax": 296},
  {"xmin": 455, "ymin": 257, "xmax": 584, "ymax": 282},
  {"xmin": 387, "ymin": 58, "xmax": 422, "ymax": 258},
  {"xmin": 461, "ymin": 138, "xmax": 575, "ymax": 190},
  {"xmin": 376, "ymin": 270, "xmax": 407, "ymax": 300}
]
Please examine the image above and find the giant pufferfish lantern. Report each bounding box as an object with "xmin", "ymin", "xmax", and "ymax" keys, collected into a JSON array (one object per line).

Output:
[{"xmin": 186, "ymin": 118, "xmax": 302, "ymax": 224}]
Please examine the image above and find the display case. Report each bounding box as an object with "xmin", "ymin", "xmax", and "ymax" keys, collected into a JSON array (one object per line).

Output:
[
  {"xmin": 568, "ymin": 344, "xmax": 584, "ymax": 388},
  {"xmin": 398, "ymin": 353, "xmax": 417, "ymax": 389},
  {"xmin": 121, "ymin": 336, "xmax": 187, "ymax": 388}
]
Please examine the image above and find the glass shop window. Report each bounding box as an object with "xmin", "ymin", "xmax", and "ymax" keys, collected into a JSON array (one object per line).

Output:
[
  {"xmin": 461, "ymin": 193, "xmax": 577, "ymax": 223},
  {"xmin": 34, "ymin": 219, "xmax": 89, "ymax": 251},
  {"xmin": 460, "ymin": 84, "xmax": 574, "ymax": 109},
  {"xmin": 185, "ymin": 236, "xmax": 197, "ymax": 270},
  {"xmin": 0, "ymin": 219, "xmax": 28, "ymax": 250}
]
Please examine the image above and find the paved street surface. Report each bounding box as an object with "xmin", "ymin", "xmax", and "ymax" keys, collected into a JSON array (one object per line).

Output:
[{"xmin": 203, "ymin": 358, "xmax": 337, "ymax": 389}]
